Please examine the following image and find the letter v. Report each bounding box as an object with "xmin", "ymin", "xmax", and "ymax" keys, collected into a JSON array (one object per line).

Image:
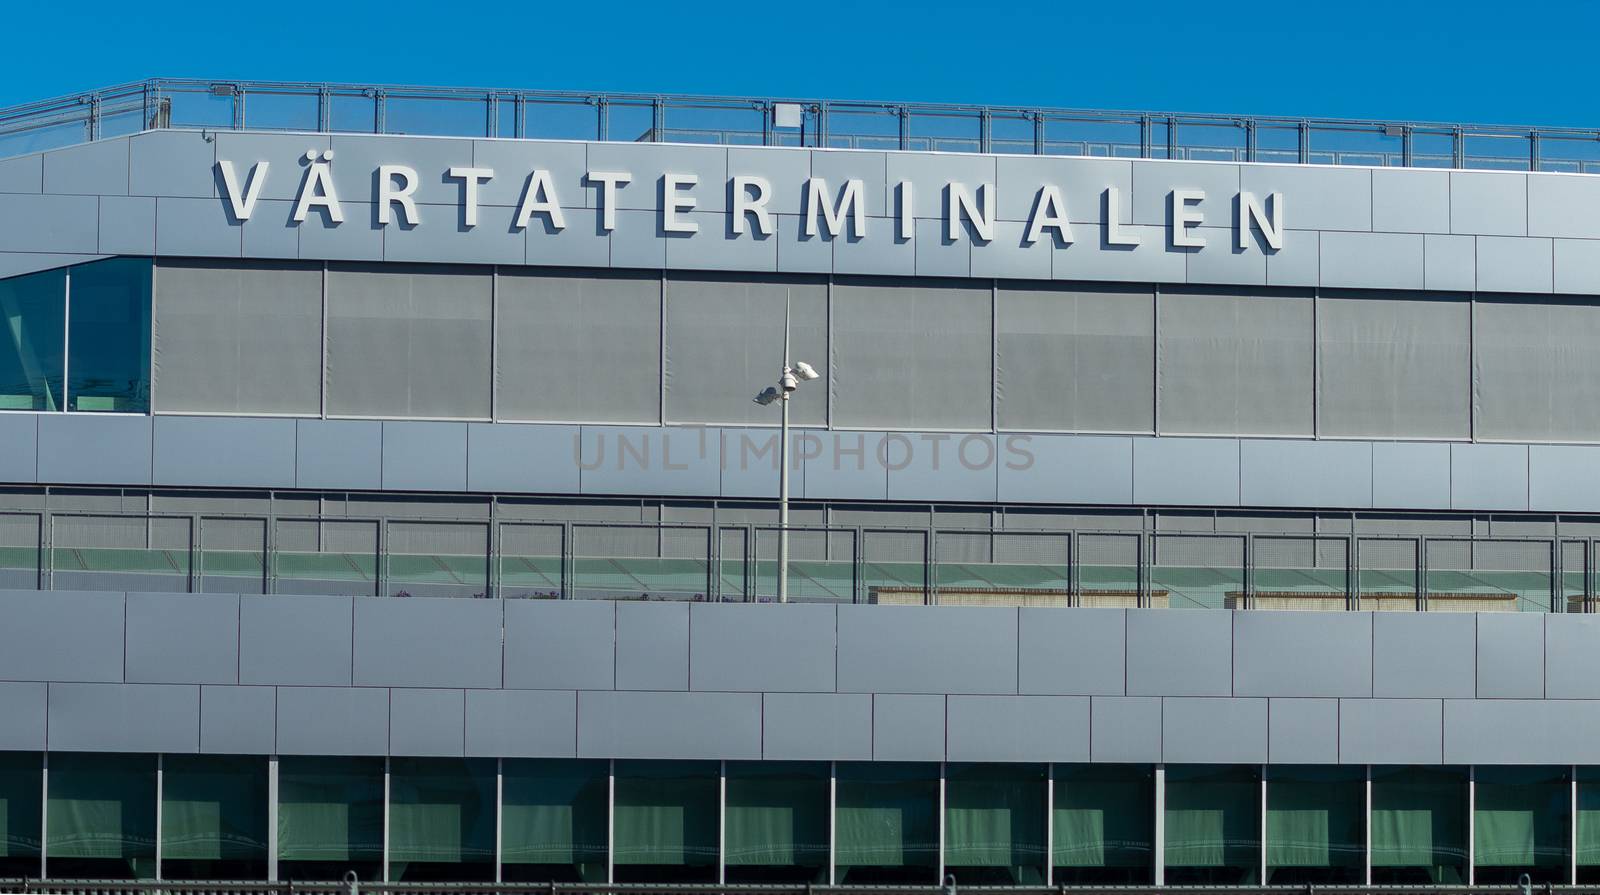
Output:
[{"xmin": 217, "ymin": 160, "xmax": 269, "ymax": 221}]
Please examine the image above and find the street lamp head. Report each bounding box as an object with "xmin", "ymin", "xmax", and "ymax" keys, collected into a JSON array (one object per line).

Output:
[
  {"xmin": 780, "ymin": 370, "xmax": 798, "ymax": 392},
  {"xmin": 753, "ymin": 386, "xmax": 781, "ymax": 406},
  {"xmin": 793, "ymin": 361, "xmax": 820, "ymax": 381}
]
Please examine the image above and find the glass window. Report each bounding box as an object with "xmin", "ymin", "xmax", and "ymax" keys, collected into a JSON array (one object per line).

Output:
[
  {"xmin": 0, "ymin": 752, "xmax": 41, "ymax": 879},
  {"xmin": 1474, "ymin": 766, "xmax": 1569, "ymax": 884},
  {"xmin": 1163, "ymin": 764, "xmax": 1260, "ymax": 884},
  {"xmin": 1266, "ymin": 766, "xmax": 1364, "ymax": 884},
  {"xmin": 724, "ymin": 761, "xmax": 829, "ymax": 883},
  {"xmin": 1053, "ymin": 764, "xmax": 1154, "ymax": 884},
  {"xmin": 612, "ymin": 760, "xmax": 718, "ymax": 883},
  {"xmin": 1371, "ymin": 765, "xmax": 1467, "ymax": 883},
  {"xmin": 501, "ymin": 759, "xmax": 607, "ymax": 883},
  {"xmin": 388, "ymin": 758, "xmax": 496, "ymax": 882},
  {"xmin": 1578, "ymin": 767, "xmax": 1600, "ymax": 883},
  {"xmin": 0, "ymin": 267, "xmax": 65, "ymax": 411},
  {"xmin": 277, "ymin": 757, "xmax": 384, "ymax": 882},
  {"xmin": 944, "ymin": 762, "xmax": 1045, "ymax": 884},
  {"xmin": 161, "ymin": 755, "xmax": 269, "ymax": 880},
  {"xmin": 46, "ymin": 752, "xmax": 157, "ymax": 879},
  {"xmin": 835, "ymin": 762, "xmax": 938, "ymax": 884},
  {"xmin": 68, "ymin": 257, "xmax": 152, "ymax": 413}
]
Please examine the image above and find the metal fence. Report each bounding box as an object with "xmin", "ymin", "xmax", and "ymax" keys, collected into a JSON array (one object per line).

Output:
[
  {"xmin": 0, "ymin": 882, "xmax": 1578, "ymax": 895},
  {"xmin": 5, "ymin": 78, "xmax": 1600, "ymax": 172}
]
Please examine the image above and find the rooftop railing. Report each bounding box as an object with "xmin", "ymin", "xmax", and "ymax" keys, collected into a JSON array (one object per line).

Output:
[{"xmin": 4, "ymin": 78, "xmax": 1600, "ymax": 172}]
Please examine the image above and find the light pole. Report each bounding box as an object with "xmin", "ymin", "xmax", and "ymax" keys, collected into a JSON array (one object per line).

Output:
[{"xmin": 753, "ymin": 292, "xmax": 819, "ymax": 603}]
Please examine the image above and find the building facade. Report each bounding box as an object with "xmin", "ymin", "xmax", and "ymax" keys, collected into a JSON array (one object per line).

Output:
[{"xmin": 6, "ymin": 81, "xmax": 1600, "ymax": 887}]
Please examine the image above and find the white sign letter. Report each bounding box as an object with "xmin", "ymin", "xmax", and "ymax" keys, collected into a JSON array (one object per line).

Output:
[
  {"xmin": 377, "ymin": 164, "xmax": 419, "ymax": 226},
  {"xmin": 217, "ymin": 160, "xmax": 269, "ymax": 221},
  {"xmin": 1104, "ymin": 186, "xmax": 1140, "ymax": 246},
  {"xmin": 1023, "ymin": 185, "xmax": 1073, "ymax": 245},
  {"xmin": 947, "ymin": 182, "xmax": 995, "ymax": 242},
  {"xmin": 1170, "ymin": 188, "xmax": 1206, "ymax": 248},
  {"xmin": 514, "ymin": 170, "xmax": 567, "ymax": 231},
  {"xmin": 804, "ymin": 178, "xmax": 866, "ymax": 238},
  {"xmin": 731, "ymin": 175, "xmax": 772, "ymax": 236},
  {"xmin": 1238, "ymin": 191, "xmax": 1284, "ymax": 250},
  {"xmin": 291, "ymin": 150, "xmax": 344, "ymax": 224},
  {"xmin": 662, "ymin": 174, "xmax": 699, "ymax": 234},
  {"xmin": 586, "ymin": 171, "xmax": 631, "ymax": 232},
  {"xmin": 447, "ymin": 167, "xmax": 494, "ymax": 228},
  {"xmin": 897, "ymin": 181, "xmax": 914, "ymax": 240}
]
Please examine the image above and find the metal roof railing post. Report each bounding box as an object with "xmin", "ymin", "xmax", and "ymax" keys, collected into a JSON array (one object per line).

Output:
[
  {"xmin": 486, "ymin": 93, "xmax": 498, "ymax": 138},
  {"xmin": 979, "ymin": 108, "xmax": 991, "ymax": 154},
  {"xmin": 1530, "ymin": 130, "xmax": 1541, "ymax": 172},
  {"xmin": 1244, "ymin": 119, "xmax": 1257, "ymax": 163},
  {"xmin": 1453, "ymin": 126, "xmax": 1466, "ymax": 168},
  {"xmin": 815, "ymin": 102, "xmax": 828, "ymax": 148},
  {"xmin": 1166, "ymin": 114, "xmax": 1178, "ymax": 159},
  {"xmin": 1140, "ymin": 114, "xmax": 1151, "ymax": 159},
  {"xmin": 514, "ymin": 94, "xmax": 526, "ymax": 139},
  {"xmin": 373, "ymin": 88, "xmax": 386, "ymax": 134},
  {"xmin": 651, "ymin": 95, "xmax": 665, "ymax": 143},
  {"xmin": 1402, "ymin": 125, "xmax": 1414, "ymax": 167},
  {"xmin": 84, "ymin": 93, "xmax": 98, "ymax": 142},
  {"xmin": 1298, "ymin": 120, "xmax": 1310, "ymax": 164},
  {"xmin": 595, "ymin": 96, "xmax": 608, "ymax": 142},
  {"xmin": 898, "ymin": 105, "xmax": 910, "ymax": 151},
  {"xmin": 1033, "ymin": 111, "xmax": 1045, "ymax": 155},
  {"xmin": 317, "ymin": 86, "xmax": 331, "ymax": 132}
]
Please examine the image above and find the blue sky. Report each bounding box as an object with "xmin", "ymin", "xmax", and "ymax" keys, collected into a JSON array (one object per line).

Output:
[{"xmin": 4, "ymin": 0, "xmax": 1597, "ymax": 126}]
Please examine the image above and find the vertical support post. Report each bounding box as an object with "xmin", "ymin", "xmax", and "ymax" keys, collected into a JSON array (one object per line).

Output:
[
  {"xmin": 596, "ymin": 97, "xmax": 608, "ymax": 142},
  {"xmin": 495, "ymin": 757, "xmax": 504, "ymax": 883},
  {"xmin": 1259, "ymin": 766, "xmax": 1268, "ymax": 884},
  {"xmin": 1364, "ymin": 765, "xmax": 1373, "ymax": 885},
  {"xmin": 899, "ymin": 106, "xmax": 910, "ymax": 152},
  {"xmin": 1044, "ymin": 763, "xmax": 1054, "ymax": 885},
  {"xmin": 514, "ymin": 95, "xmax": 526, "ymax": 139},
  {"xmin": 155, "ymin": 753, "xmax": 164, "ymax": 880},
  {"xmin": 937, "ymin": 761, "xmax": 946, "ymax": 885},
  {"xmin": 606, "ymin": 759, "xmax": 616, "ymax": 884},
  {"xmin": 317, "ymin": 87, "xmax": 331, "ymax": 132},
  {"xmin": 1166, "ymin": 115, "xmax": 1178, "ymax": 160},
  {"xmin": 1453, "ymin": 126, "xmax": 1466, "ymax": 169},
  {"xmin": 1033, "ymin": 112, "xmax": 1045, "ymax": 155},
  {"xmin": 373, "ymin": 89, "xmax": 386, "ymax": 135},
  {"xmin": 382, "ymin": 756, "xmax": 391, "ymax": 882},
  {"xmin": 651, "ymin": 96, "xmax": 665, "ymax": 143},
  {"xmin": 1140, "ymin": 114, "xmax": 1152, "ymax": 159},
  {"xmin": 1401, "ymin": 126, "xmax": 1414, "ymax": 167},
  {"xmin": 979, "ymin": 108, "xmax": 992, "ymax": 154},
  {"xmin": 86, "ymin": 94, "xmax": 100, "ymax": 142},
  {"xmin": 1572, "ymin": 766, "xmax": 1579, "ymax": 885},
  {"xmin": 1244, "ymin": 119, "xmax": 1257, "ymax": 163},
  {"xmin": 1467, "ymin": 764, "xmax": 1476, "ymax": 885},
  {"xmin": 828, "ymin": 761, "xmax": 838, "ymax": 885},
  {"xmin": 1244, "ymin": 532, "xmax": 1255, "ymax": 609},
  {"xmin": 1153, "ymin": 765, "xmax": 1165, "ymax": 886},
  {"xmin": 268, "ymin": 756, "xmax": 280, "ymax": 881},
  {"xmin": 778, "ymin": 292, "xmax": 791, "ymax": 604},
  {"xmin": 717, "ymin": 760, "xmax": 726, "ymax": 883},
  {"xmin": 1298, "ymin": 120, "xmax": 1311, "ymax": 165},
  {"xmin": 40, "ymin": 752, "xmax": 49, "ymax": 880}
]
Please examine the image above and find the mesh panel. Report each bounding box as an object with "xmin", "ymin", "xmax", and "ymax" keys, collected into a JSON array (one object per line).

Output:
[
  {"xmin": 53, "ymin": 515, "xmax": 191, "ymax": 593},
  {"xmin": 937, "ymin": 531, "xmax": 1068, "ymax": 607},
  {"xmin": 1152, "ymin": 535, "xmax": 1243, "ymax": 610},
  {"xmin": 1357, "ymin": 538, "xmax": 1417, "ymax": 610},
  {"xmin": 1427, "ymin": 539, "xmax": 1552, "ymax": 613},
  {"xmin": 571, "ymin": 525, "xmax": 708, "ymax": 601},
  {"xmin": 1253, "ymin": 537, "xmax": 1348, "ymax": 610},
  {"xmin": 1474, "ymin": 298, "xmax": 1600, "ymax": 441},
  {"xmin": 1157, "ymin": 287, "xmax": 1314, "ymax": 435},
  {"xmin": 200, "ymin": 517, "xmax": 265, "ymax": 595},
  {"xmin": 273, "ymin": 519, "xmax": 378, "ymax": 596},
  {"xmin": 500, "ymin": 523, "xmax": 563, "ymax": 599},
  {"xmin": 387, "ymin": 522, "xmax": 488, "ymax": 598},
  {"xmin": 718, "ymin": 528, "xmax": 749, "ymax": 602},
  {"xmin": 1318, "ymin": 292, "xmax": 1470, "ymax": 438},
  {"xmin": 863, "ymin": 530, "xmax": 927, "ymax": 603},
  {"xmin": 0, "ymin": 512, "xmax": 40, "ymax": 589},
  {"xmin": 1562, "ymin": 541, "xmax": 1588, "ymax": 611},
  {"xmin": 754, "ymin": 528, "xmax": 855, "ymax": 603},
  {"xmin": 1079, "ymin": 533, "xmax": 1139, "ymax": 606}
]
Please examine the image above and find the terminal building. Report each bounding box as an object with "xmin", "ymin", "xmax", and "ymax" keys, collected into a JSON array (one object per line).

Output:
[{"xmin": 9, "ymin": 78, "xmax": 1600, "ymax": 887}]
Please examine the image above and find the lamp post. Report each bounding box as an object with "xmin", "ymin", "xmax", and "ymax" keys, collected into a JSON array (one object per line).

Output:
[{"xmin": 753, "ymin": 291, "xmax": 819, "ymax": 603}]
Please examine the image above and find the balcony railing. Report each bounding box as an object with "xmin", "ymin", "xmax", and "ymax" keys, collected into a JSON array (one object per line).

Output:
[
  {"xmin": 4, "ymin": 78, "xmax": 1600, "ymax": 173},
  {"xmin": 0, "ymin": 883, "xmax": 1572, "ymax": 895}
]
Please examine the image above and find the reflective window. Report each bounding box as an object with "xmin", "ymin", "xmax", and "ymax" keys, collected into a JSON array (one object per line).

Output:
[
  {"xmin": 0, "ymin": 267, "xmax": 65, "ymax": 411},
  {"xmin": 46, "ymin": 752, "xmax": 157, "ymax": 879},
  {"xmin": 1163, "ymin": 765, "xmax": 1260, "ymax": 884},
  {"xmin": 1266, "ymin": 766, "xmax": 1364, "ymax": 884},
  {"xmin": 1053, "ymin": 764, "xmax": 1153, "ymax": 884},
  {"xmin": 1371, "ymin": 765, "xmax": 1467, "ymax": 883},
  {"xmin": 0, "ymin": 752, "xmax": 41, "ymax": 879},
  {"xmin": 68, "ymin": 258, "xmax": 152, "ymax": 413},
  {"xmin": 1578, "ymin": 767, "xmax": 1600, "ymax": 883},
  {"xmin": 724, "ymin": 761, "xmax": 829, "ymax": 883},
  {"xmin": 501, "ymin": 759, "xmax": 608, "ymax": 883},
  {"xmin": 612, "ymin": 760, "xmax": 718, "ymax": 883},
  {"xmin": 835, "ymin": 762, "xmax": 938, "ymax": 884},
  {"xmin": 277, "ymin": 757, "xmax": 384, "ymax": 882},
  {"xmin": 944, "ymin": 762, "xmax": 1045, "ymax": 884},
  {"xmin": 1474, "ymin": 766, "xmax": 1569, "ymax": 884},
  {"xmin": 388, "ymin": 758, "xmax": 496, "ymax": 882},
  {"xmin": 161, "ymin": 755, "xmax": 269, "ymax": 880}
]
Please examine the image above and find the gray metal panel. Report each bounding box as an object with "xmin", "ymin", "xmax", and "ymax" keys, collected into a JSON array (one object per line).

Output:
[
  {"xmin": 1130, "ymin": 160, "xmax": 1240, "ymax": 227},
  {"xmin": 1424, "ymin": 234, "xmax": 1477, "ymax": 292},
  {"xmin": 464, "ymin": 688, "xmax": 577, "ymax": 758},
  {"xmin": 996, "ymin": 156, "xmax": 1130, "ymax": 224},
  {"xmin": 608, "ymin": 209, "xmax": 665, "ymax": 268},
  {"xmin": 1545, "ymin": 613, "xmax": 1600, "ymax": 698},
  {"xmin": 718, "ymin": 428, "xmax": 807, "ymax": 499},
  {"xmin": 155, "ymin": 196, "xmax": 243, "ymax": 257},
  {"xmin": 330, "ymin": 134, "xmax": 475, "ymax": 206},
  {"xmin": 688, "ymin": 603, "xmax": 835, "ymax": 692},
  {"xmin": 971, "ymin": 220, "xmax": 1054, "ymax": 280},
  {"xmin": 1052, "ymin": 227, "xmax": 1187, "ymax": 284},
  {"xmin": 1475, "ymin": 236, "xmax": 1553, "ymax": 293},
  {"xmin": 577, "ymin": 690, "xmax": 761, "ymax": 759},
  {"xmin": 210, "ymin": 133, "xmax": 332, "ymax": 202},
  {"xmin": 1318, "ymin": 231, "xmax": 1424, "ymax": 289},
  {"xmin": 1161, "ymin": 697, "xmax": 1267, "ymax": 763},
  {"xmin": 1266, "ymin": 228, "xmax": 1320, "ymax": 287},
  {"xmin": 128, "ymin": 131, "xmax": 216, "ymax": 198},
  {"xmin": 43, "ymin": 139, "xmax": 128, "ymax": 196},
  {"xmin": 1267, "ymin": 697, "xmax": 1339, "ymax": 764},
  {"xmin": 945, "ymin": 695, "xmax": 1090, "ymax": 762},
  {"xmin": 1555, "ymin": 239, "xmax": 1600, "ymax": 294},
  {"xmin": 525, "ymin": 207, "xmax": 612, "ymax": 268},
  {"xmin": 810, "ymin": 150, "xmax": 889, "ymax": 217},
  {"xmin": 1239, "ymin": 439, "xmax": 1372, "ymax": 508},
  {"xmin": 885, "ymin": 434, "xmax": 999, "ymax": 502},
  {"xmin": 802, "ymin": 431, "xmax": 889, "ymax": 500},
  {"xmin": 1373, "ymin": 168, "xmax": 1450, "ymax": 233},
  {"xmin": 665, "ymin": 212, "xmax": 778, "ymax": 272},
  {"xmin": 762, "ymin": 692, "xmax": 873, "ymax": 761},
  {"xmin": 238, "ymin": 595, "xmax": 354, "ymax": 686},
  {"xmin": 353, "ymin": 596, "xmax": 503, "ymax": 689},
  {"xmin": 0, "ymin": 154, "xmax": 42, "ymax": 193},
  {"xmin": 241, "ymin": 199, "xmax": 301, "ymax": 259},
  {"xmin": 381, "ymin": 421, "xmax": 469, "ymax": 492},
  {"xmin": 384, "ymin": 205, "xmax": 526, "ymax": 265},
  {"xmin": 199, "ymin": 685, "xmax": 276, "ymax": 754},
  {"xmin": 1233, "ymin": 611, "xmax": 1372, "ymax": 697},
  {"xmin": 1476, "ymin": 611, "xmax": 1544, "ymax": 699},
  {"xmin": 0, "ymin": 681, "xmax": 46, "ymax": 750},
  {"xmin": 1372, "ymin": 611, "xmax": 1476, "ymax": 698},
  {"xmin": 589, "ymin": 143, "xmax": 729, "ymax": 212},
  {"xmin": 152, "ymin": 416, "xmax": 297, "ymax": 489},
  {"xmin": 728, "ymin": 146, "xmax": 809, "ymax": 215},
  {"xmin": 389, "ymin": 688, "xmax": 466, "ymax": 757},
  {"xmin": 1371, "ymin": 442, "xmax": 1452, "ymax": 509},
  {"xmin": 124, "ymin": 591, "xmax": 240, "ymax": 685},
  {"xmin": 1450, "ymin": 171, "xmax": 1527, "ymax": 236},
  {"xmin": 1132, "ymin": 437, "xmax": 1239, "ymax": 506},
  {"xmin": 1017, "ymin": 607, "xmax": 1125, "ymax": 696},
  {"xmin": 1530, "ymin": 444, "xmax": 1600, "ymax": 512},
  {"xmin": 886, "ymin": 152, "xmax": 995, "ymax": 220},
  {"xmin": 48, "ymin": 682, "xmax": 200, "ymax": 753},
  {"xmin": 1184, "ymin": 228, "xmax": 1266, "ymax": 286},
  {"xmin": 830, "ymin": 220, "xmax": 916, "ymax": 277},
  {"xmin": 997, "ymin": 435, "xmax": 1134, "ymax": 505},
  {"xmin": 1528, "ymin": 172, "xmax": 1600, "ymax": 239},
  {"xmin": 774, "ymin": 213, "xmax": 835, "ymax": 274},
  {"xmin": 504, "ymin": 599, "xmax": 616, "ymax": 690},
  {"xmin": 275, "ymin": 685, "xmax": 390, "ymax": 756},
  {"xmin": 1338, "ymin": 698, "xmax": 1442, "ymax": 764},
  {"xmin": 1443, "ymin": 699, "xmax": 1600, "ymax": 765},
  {"xmin": 0, "ymin": 194, "xmax": 100, "ymax": 254},
  {"xmin": 466, "ymin": 423, "xmax": 580, "ymax": 493},
  {"xmin": 1126, "ymin": 609, "xmax": 1232, "ymax": 696},
  {"xmin": 837, "ymin": 605, "xmax": 1018, "ymax": 694},
  {"xmin": 614, "ymin": 601, "xmax": 689, "ymax": 690},
  {"xmin": 1450, "ymin": 443, "xmax": 1529, "ymax": 511},
  {"xmin": 0, "ymin": 413, "xmax": 37, "ymax": 483},
  {"xmin": 36, "ymin": 413, "xmax": 152, "ymax": 485},
  {"xmin": 0, "ymin": 589, "xmax": 124, "ymax": 683},
  {"xmin": 1089, "ymin": 696, "xmax": 1163, "ymax": 762},
  {"xmin": 297, "ymin": 204, "xmax": 384, "ymax": 261},
  {"xmin": 1319, "ymin": 290, "xmax": 1472, "ymax": 438},
  {"xmin": 872, "ymin": 693, "xmax": 946, "ymax": 761},
  {"xmin": 98, "ymin": 196, "xmax": 156, "ymax": 255},
  {"xmin": 912, "ymin": 216, "xmax": 971, "ymax": 278},
  {"xmin": 578, "ymin": 426, "xmax": 722, "ymax": 498},
  {"xmin": 1474, "ymin": 297, "xmax": 1600, "ymax": 442},
  {"xmin": 295, "ymin": 419, "xmax": 382, "ymax": 490},
  {"xmin": 1241, "ymin": 164, "xmax": 1370, "ymax": 232}
]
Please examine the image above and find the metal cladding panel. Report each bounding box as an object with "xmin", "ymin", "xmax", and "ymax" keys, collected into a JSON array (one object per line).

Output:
[
  {"xmin": 945, "ymin": 695, "xmax": 1090, "ymax": 762},
  {"xmin": 1126, "ymin": 609, "xmax": 1232, "ymax": 697},
  {"xmin": 1239, "ymin": 439, "xmax": 1373, "ymax": 509},
  {"xmin": 524, "ymin": 207, "xmax": 612, "ymax": 268},
  {"xmin": 36, "ymin": 414, "xmax": 151, "ymax": 486},
  {"xmin": 503, "ymin": 599, "xmax": 616, "ymax": 690},
  {"xmin": 1371, "ymin": 441, "xmax": 1452, "ymax": 509},
  {"xmin": 384, "ymin": 204, "xmax": 527, "ymax": 266},
  {"xmin": 389, "ymin": 688, "xmax": 466, "ymax": 757},
  {"xmin": 124, "ymin": 591, "xmax": 240, "ymax": 685},
  {"xmin": 330, "ymin": 134, "xmax": 476, "ymax": 206},
  {"xmin": 1443, "ymin": 699, "xmax": 1600, "ymax": 765},
  {"xmin": 912, "ymin": 216, "xmax": 971, "ymax": 278},
  {"xmin": 128, "ymin": 130, "xmax": 216, "ymax": 199},
  {"xmin": 1016, "ymin": 607, "xmax": 1126, "ymax": 696},
  {"xmin": 808, "ymin": 151, "xmax": 888, "ymax": 217},
  {"xmin": 48, "ymin": 682, "xmax": 200, "ymax": 753},
  {"xmin": 727, "ymin": 146, "xmax": 810, "ymax": 216},
  {"xmin": 587, "ymin": 143, "xmax": 730, "ymax": 213},
  {"xmin": 1476, "ymin": 236, "xmax": 1553, "ymax": 293},
  {"xmin": 836, "ymin": 605, "xmax": 1018, "ymax": 695},
  {"xmin": 380, "ymin": 420, "xmax": 469, "ymax": 492},
  {"xmin": 1132, "ymin": 437, "xmax": 1239, "ymax": 506},
  {"xmin": 1241, "ymin": 164, "xmax": 1371, "ymax": 232},
  {"xmin": 98, "ymin": 196, "xmax": 157, "ymax": 255},
  {"xmin": 774, "ymin": 213, "xmax": 834, "ymax": 274},
  {"xmin": 295, "ymin": 419, "xmax": 382, "ymax": 490},
  {"xmin": 1267, "ymin": 697, "xmax": 1340, "ymax": 764},
  {"xmin": 1184, "ymin": 228, "xmax": 1266, "ymax": 286},
  {"xmin": 466, "ymin": 422, "xmax": 580, "ymax": 493},
  {"xmin": 578, "ymin": 426, "xmax": 722, "ymax": 497},
  {"xmin": 998, "ymin": 435, "xmax": 1134, "ymax": 505},
  {"xmin": 887, "ymin": 152, "xmax": 996, "ymax": 220},
  {"xmin": 0, "ymin": 153, "xmax": 42, "ymax": 193},
  {"xmin": 1089, "ymin": 696, "xmax": 1163, "ymax": 762},
  {"xmin": 1476, "ymin": 608, "xmax": 1545, "ymax": 699},
  {"xmin": 1372, "ymin": 612, "xmax": 1476, "ymax": 698},
  {"xmin": 688, "ymin": 603, "xmax": 836, "ymax": 693},
  {"xmin": 43, "ymin": 140, "xmax": 128, "ymax": 197},
  {"xmin": 464, "ymin": 689, "xmax": 577, "ymax": 758},
  {"xmin": 1449, "ymin": 443, "xmax": 1529, "ymax": 511},
  {"xmin": 1530, "ymin": 444, "xmax": 1600, "ymax": 512},
  {"xmin": 719, "ymin": 428, "xmax": 807, "ymax": 499},
  {"xmin": 1373, "ymin": 168, "xmax": 1450, "ymax": 233},
  {"xmin": 1545, "ymin": 613, "xmax": 1600, "ymax": 698},
  {"xmin": 871, "ymin": 693, "xmax": 946, "ymax": 761},
  {"xmin": 664, "ymin": 212, "xmax": 778, "ymax": 273},
  {"xmin": 152, "ymin": 416, "xmax": 297, "ymax": 488},
  {"xmin": 0, "ymin": 589, "xmax": 124, "ymax": 683},
  {"xmin": 241, "ymin": 200, "xmax": 300, "ymax": 259},
  {"xmin": 155, "ymin": 196, "xmax": 243, "ymax": 257},
  {"xmin": 1318, "ymin": 231, "xmax": 1424, "ymax": 290},
  {"xmin": 0, "ymin": 412, "xmax": 37, "ymax": 483},
  {"xmin": 297, "ymin": 203, "xmax": 384, "ymax": 261},
  {"xmin": 1338, "ymin": 697, "xmax": 1442, "ymax": 765},
  {"xmin": 274, "ymin": 686, "xmax": 390, "ymax": 756},
  {"xmin": 1450, "ymin": 171, "xmax": 1528, "ymax": 236},
  {"xmin": 970, "ymin": 220, "xmax": 1052, "ymax": 280},
  {"xmin": 614, "ymin": 601, "xmax": 689, "ymax": 691},
  {"xmin": 1529, "ymin": 173, "xmax": 1600, "ymax": 239},
  {"xmin": 1129, "ymin": 160, "xmax": 1240, "ymax": 227},
  {"xmin": 0, "ymin": 681, "xmax": 46, "ymax": 750},
  {"xmin": 1556, "ymin": 238, "xmax": 1600, "ymax": 293},
  {"xmin": 199, "ymin": 685, "xmax": 276, "ymax": 754},
  {"xmin": 1232, "ymin": 611, "xmax": 1372, "ymax": 697},
  {"xmin": 209, "ymin": 133, "xmax": 332, "ymax": 203},
  {"xmin": 829, "ymin": 219, "xmax": 916, "ymax": 276},
  {"xmin": 1266, "ymin": 227, "xmax": 1320, "ymax": 287},
  {"xmin": 576, "ymin": 690, "xmax": 761, "ymax": 759},
  {"xmin": 995, "ymin": 156, "xmax": 1131, "ymax": 224},
  {"xmin": 801, "ymin": 431, "xmax": 889, "ymax": 500},
  {"xmin": 1052, "ymin": 226, "xmax": 1187, "ymax": 284},
  {"xmin": 352, "ymin": 596, "xmax": 503, "ymax": 689},
  {"xmin": 1424, "ymin": 234, "xmax": 1477, "ymax": 291},
  {"xmin": 238, "ymin": 595, "xmax": 354, "ymax": 687},
  {"xmin": 1161, "ymin": 697, "xmax": 1267, "ymax": 763},
  {"xmin": 762, "ymin": 692, "xmax": 873, "ymax": 761},
  {"xmin": 885, "ymin": 434, "xmax": 998, "ymax": 502}
]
